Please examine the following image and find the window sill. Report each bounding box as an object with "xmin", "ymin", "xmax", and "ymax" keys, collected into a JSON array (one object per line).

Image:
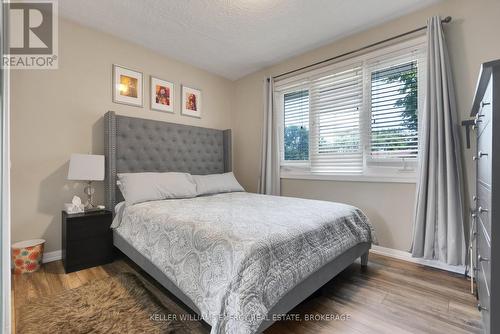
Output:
[{"xmin": 280, "ymin": 171, "xmax": 417, "ymax": 184}]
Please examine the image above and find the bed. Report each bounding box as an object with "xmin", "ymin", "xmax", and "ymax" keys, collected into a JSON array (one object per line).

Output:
[{"xmin": 104, "ymin": 111, "xmax": 375, "ymax": 333}]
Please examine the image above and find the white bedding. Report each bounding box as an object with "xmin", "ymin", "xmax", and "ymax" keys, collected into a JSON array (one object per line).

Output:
[{"xmin": 112, "ymin": 192, "xmax": 375, "ymax": 334}]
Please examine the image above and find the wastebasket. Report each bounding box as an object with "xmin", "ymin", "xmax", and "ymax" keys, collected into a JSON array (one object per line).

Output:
[{"xmin": 12, "ymin": 239, "xmax": 45, "ymax": 274}]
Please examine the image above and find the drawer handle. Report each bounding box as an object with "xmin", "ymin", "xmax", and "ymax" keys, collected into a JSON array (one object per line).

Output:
[
  {"xmin": 477, "ymin": 304, "xmax": 488, "ymax": 312},
  {"xmin": 479, "ymin": 151, "xmax": 488, "ymax": 158},
  {"xmin": 474, "ymin": 114, "xmax": 485, "ymax": 124},
  {"xmin": 478, "ymin": 206, "xmax": 488, "ymax": 214},
  {"xmin": 473, "ymin": 152, "xmax": 488, "ymax": 160},
  {"xmin": 478, "ymin": 255, "xmax": 489, "ymax": 262},
  {"xmin": 481, "ymin": 101, "xmax": 491, "ymax": 108}
]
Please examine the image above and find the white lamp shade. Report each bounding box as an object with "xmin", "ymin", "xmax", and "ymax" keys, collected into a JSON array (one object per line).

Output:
[{"xmin": 67, "ymin": 154, "xmax": 105, "ymax": 181}]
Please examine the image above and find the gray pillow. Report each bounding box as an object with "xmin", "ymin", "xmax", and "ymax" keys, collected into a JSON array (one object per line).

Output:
[
  {"xmin": 117, "ymin": 172, "xmax": 197, "ymax": 206},
  {"xmin": 193, "ymin": 172, "xmax": 245, "ymax": 196}
]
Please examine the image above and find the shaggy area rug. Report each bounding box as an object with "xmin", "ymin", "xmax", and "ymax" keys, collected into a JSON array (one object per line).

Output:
[{"xmin": 18, "ymin": 273, "xmax": 196, "ymax": 334}]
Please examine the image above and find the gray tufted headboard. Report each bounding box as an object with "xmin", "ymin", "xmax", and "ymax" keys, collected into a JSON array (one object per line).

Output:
[{"xmin": 104, "ymin": 111, "xmax": 232, "ymax": 210}]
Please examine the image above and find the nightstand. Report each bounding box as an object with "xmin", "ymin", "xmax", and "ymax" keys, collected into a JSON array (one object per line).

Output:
[{"xmin": 62, "ymin": 210, "xmax": 113, "ymax": 273}]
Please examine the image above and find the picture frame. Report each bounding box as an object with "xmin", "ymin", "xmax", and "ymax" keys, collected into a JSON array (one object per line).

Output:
[
  {"xmin": 150, "ymin": 76, "xmax": 174, "ymax": 113},
  {"xmin": 112, "ymin": 64, "xmax": 143, "ymax": 107},
  {"xmin": 181, "ymin": 85, "xmax": 202, "ymax": 118}
]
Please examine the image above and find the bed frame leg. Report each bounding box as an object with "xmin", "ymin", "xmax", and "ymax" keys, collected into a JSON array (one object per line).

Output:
[{"xmin": 361, "ymin": 251, "xmax": 369, "ymax": 267}]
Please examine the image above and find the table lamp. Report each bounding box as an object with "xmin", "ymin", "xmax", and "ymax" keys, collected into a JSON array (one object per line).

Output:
[{"xmin": 67, "ymin": 154, "xmax": 104, "ymax": 210}]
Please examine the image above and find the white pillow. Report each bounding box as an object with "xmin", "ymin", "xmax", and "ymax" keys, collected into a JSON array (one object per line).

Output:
[
  {"xmin": 117, "ymin": 172, "xmax": 197, "ymax": 206},
  {"xmin": 193, "ymin": 172, "xmax": 245, "ymax": 196}
]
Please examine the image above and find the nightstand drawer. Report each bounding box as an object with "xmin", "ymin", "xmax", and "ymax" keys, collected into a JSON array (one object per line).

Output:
[
  {"xmin": 66, "ymin": 212, "xmax": 112, "ymax": 241},
  {"xmin": 64, "ymin": 236, "xmax": 113, "ymax": 273},
  {"xmin": 62, "ymin": 210, "xmax": 114, "ymax": 273}
]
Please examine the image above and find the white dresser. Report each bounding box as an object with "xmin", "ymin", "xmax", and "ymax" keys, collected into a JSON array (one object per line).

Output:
[{"xmin": 471, "ymin": 60, "xmax": 500, "ymax": 334}]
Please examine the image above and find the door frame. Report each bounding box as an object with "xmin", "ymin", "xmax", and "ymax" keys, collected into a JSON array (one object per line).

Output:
[{"xmin": 1, "ymin": 0, "xmax": 11, "ymax": 332}]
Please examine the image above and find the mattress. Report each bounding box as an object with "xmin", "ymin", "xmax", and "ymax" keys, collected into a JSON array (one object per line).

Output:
[{"xmin": 112, "ymin": 192, "xmax": 375, "ymax": 334}]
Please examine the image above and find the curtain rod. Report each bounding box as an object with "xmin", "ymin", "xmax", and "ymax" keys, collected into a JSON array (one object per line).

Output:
[{"xmin": 272, "ymin": 16, "xmax": 452, "ymax": 80}]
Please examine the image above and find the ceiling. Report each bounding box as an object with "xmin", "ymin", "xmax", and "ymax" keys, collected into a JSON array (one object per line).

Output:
[{"xmin": 59, "ymin": 0, "xmax": 442, "ymax": 80}]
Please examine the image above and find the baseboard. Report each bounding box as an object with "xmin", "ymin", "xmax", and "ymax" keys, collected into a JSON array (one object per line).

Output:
[
  {"xmin": 370, "ymin": 245, "xmax": 467, "ymax": 275},
  {"xmin": 42, "ymin": 250, "xmax": 62, "ymax": 263}
]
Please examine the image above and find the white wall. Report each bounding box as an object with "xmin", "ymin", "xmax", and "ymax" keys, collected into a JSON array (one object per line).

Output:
[
  {"xmin": 10, "ymin": 18, "xmax": 234, "ymax": 252},
  {"xmin": 232, "ymin": 0, "xmax": 500, "ymax": 251}
]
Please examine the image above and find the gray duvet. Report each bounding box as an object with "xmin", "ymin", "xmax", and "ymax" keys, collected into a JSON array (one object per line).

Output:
[{"xmin": 112, "ymin": 192, "xmax": 375, "ymax": 334}]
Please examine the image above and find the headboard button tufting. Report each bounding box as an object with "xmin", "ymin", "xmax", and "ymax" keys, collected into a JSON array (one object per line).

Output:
[{"xmin": 105, "ymin": 112, "xmax": 230, "ymax": 209}]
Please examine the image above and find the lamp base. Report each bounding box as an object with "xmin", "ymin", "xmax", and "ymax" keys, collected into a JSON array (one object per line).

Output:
[{"xmin": 83, "ymin": 181, "xmax": 95, "ymax": 210}]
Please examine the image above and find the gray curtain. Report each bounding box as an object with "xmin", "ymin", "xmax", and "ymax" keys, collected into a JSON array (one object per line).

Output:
[
  {"xmin": 411, "ymin": 16, "xmax": 465, "ymax": 265},
  {"xmin": 258, "ymin": 77, "xmax": 280, "ymax": 195}
]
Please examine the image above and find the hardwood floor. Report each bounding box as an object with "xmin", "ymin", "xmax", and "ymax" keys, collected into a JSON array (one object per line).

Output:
[{"xmin": 12, "ymin": 253, "xmax": 482, "ymax": 334}]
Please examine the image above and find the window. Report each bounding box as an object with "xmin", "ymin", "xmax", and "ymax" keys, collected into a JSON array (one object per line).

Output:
[
  {"xmin": 277, "ymin": 37, "xmax": 425, "ymax": 181},
  {"xmin": 283, "ymin": 90, "xmax": 309, "ymax": 161},
  {"xmin": 369, "ymin": 60, "xmax": 419, "ymax": 161}
]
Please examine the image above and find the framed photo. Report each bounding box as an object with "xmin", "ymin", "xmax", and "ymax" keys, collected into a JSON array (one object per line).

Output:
[
  {"xmin": 181, "ymin": 85, "xmax": 202, "ymax": 118},
  {"xmin": 113, "ymin": 64, "xmax": 143, "ymax": 107},
  {"xmin": 150, "ymin": 76, "xmax": 174, "ymax": 113}
]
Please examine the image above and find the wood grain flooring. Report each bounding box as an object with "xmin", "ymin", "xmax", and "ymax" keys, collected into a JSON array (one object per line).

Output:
[{"xmin": 11, "ymin": 253, "xmax": 482, "ymax": 334}]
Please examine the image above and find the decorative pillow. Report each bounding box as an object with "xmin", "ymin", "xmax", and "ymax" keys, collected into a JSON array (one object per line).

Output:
[
  {"xmin": 117, "ymin": 172, "xmax": 197, "ymax": 206},
  {"xmin": 192, "ymin": 172, "xmax": 245, "ymax": 196}
]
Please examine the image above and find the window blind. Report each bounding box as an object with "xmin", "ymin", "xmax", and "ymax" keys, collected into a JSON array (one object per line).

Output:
[
  {"xmin": 309, "ymin": 64, "xmax": 364, "ymax": 174},
  {"xmin": 368, "ymin": 54, "xmax": 421, "ymax": 160}
]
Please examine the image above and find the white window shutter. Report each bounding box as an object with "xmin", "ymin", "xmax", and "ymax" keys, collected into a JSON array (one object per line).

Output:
[
  {"xmin": 309, "ymin": 64, "xmax": 364, "ymax": 174},
  {"xmin": 276, "ymin": 36, "xmax": 426, "ymax": 178},
  {"xmin": 283, "ymin": 90, "xmax": 309, "ymax": 161},
  {"xmin": 367, "ymin": 49, "xmax": 425, "ymax": 161}
]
